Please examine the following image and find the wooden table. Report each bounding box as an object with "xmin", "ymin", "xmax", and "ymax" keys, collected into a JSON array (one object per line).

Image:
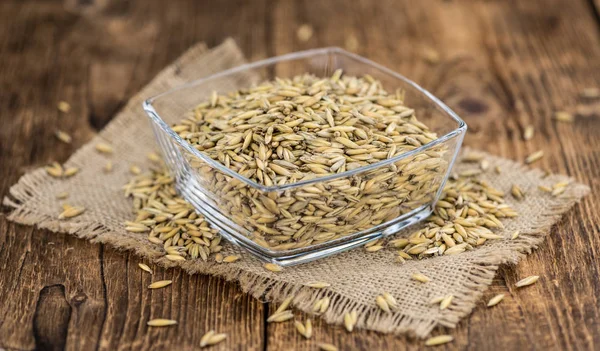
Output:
[{"xmin": 1, "ymin": 0, "xmax": 599, "ymax": 350}]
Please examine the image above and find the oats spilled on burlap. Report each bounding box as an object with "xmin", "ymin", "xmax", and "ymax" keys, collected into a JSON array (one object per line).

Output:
[{"xmin": 4, "ymin": 39, "xmax": 589, "ymax": 338}]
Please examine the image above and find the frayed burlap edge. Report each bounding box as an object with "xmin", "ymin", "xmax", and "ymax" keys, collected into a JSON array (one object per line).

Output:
[{"xmin": 2, "ymin": 39, "xmax": 591, "ymax": 338}]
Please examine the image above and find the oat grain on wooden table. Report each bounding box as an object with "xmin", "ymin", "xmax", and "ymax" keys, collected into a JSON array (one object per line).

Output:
[{"xmin": 0, "ymin": 0, "xmax": 598, "ymax": 350}]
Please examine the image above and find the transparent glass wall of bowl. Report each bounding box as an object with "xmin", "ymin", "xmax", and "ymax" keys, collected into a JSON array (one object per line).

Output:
[{"xmin": 145, "ymin": 48, "xmax": 466, "ymax": 265}]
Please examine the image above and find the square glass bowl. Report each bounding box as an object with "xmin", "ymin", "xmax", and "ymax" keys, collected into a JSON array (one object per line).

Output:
[{"xmin": 143, "ymin": 48, "xmax": 466, "ymax": 266}]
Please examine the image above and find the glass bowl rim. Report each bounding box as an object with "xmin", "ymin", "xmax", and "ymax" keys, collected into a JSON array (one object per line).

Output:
[{"xmin": 143, "ymin": 46, "xmax": 467, "ymax": 192}]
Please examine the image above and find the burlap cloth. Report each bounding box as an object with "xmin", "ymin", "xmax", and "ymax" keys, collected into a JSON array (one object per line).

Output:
[{"xmin": 4, "ymin": 39, "xmax": 590, "ymax": 338}]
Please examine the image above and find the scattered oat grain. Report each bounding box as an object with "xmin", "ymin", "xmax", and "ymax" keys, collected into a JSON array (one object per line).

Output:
[
  {"xmin": 318, "ymin": 342, "xmax": 338, "ymax": 351},
  {"xmin": 430, "ymin": 296, "xmax": 445, "ymax": 304},
  {"xmin": 264, "ymin": 263, "xmax": 283, "ymax": 272},
  {"xmin": 462, "ymin": 152, "xmax": 484, "ymax": 162},
  {"xmin": 165, "ymin": 254, "xmax": 185, "ymax": 262},
  {"xmin": 147, "ymin": 319, "xmax": 177, "ymax": 327},
  {"xmin": 305, "ymin": 319, "xmax": 313, "ymax": 338},
  {"xmin": 538, "ymin": 185, "xmax": 552, "ymax": 193},
  {"xmin": 294, "ymin": 320, "xmax": 307, "ymax": 337},
  {"xmin": 57, "ymin": 101, "xmax": 71, "ymax": 113},
  {"xmin": 138, "ymin": 263, "xmax": 153, "ymax": 274},
  {"xmin": 147, "ymin": 152, "xmax": 161, "ymax": 163},
  {"xmin": 412, "ymin": 273, "xmax": 430, "ymax": 283},
  {"xmin": 58, "ymin": 205, "xmax": 85, "ymax": 219},
  {"xmin": 202, "ymin": 333, "xmax": 227, "ymax": 347},
  {"xmin": 223, "ymin": 255, "xmax": 240, "ymax": 263},
  {"xmin": 344, "ymin": 311, "xmax": 358, "ymax": 332},
  {"xmin": 200, "ymin": 331, "xmax": 215, "ymax": 347},
  {"xmin": 480, "ymin": 159, "xmax": 490, "ymax": 171},
  {"xmin": 148, "ymin": 280, "xmax": 172, "ymax": 289},
  {"xmin": 200, "ymin": 330, "xmax": 227, "ymax": 347},
  {"xmin": 267, "ymin": 310, "xmax": 294, "ymax": 323},
  {"xmin": 130, "ymin": 165, "xmax": 141, "ymax": 175},
  {"xmin": 365, "ymin": 245, "xmax": 384, "ymax": 252},
  {"xmin": 275, "ymin": 296, "xmax": 294, "ymax": 314},
  {"xmin": 56, "ymin": 191, "xmax": 69, "ymax": 200},
  {"xmin": 459, "ymin": 169, "xmax": 482, "ymax": 177},
  {"xmin": 523, "ymin": 125, "xmax": 534, "ymax": 141},
  {"xmin": 551, "ymin": 181, "xmax": 568, "ymax": 197},
  {"xmin": 46, "ymin": 162, "xmax": 63, "ymax": 178},
  {"xmin": 376, "ymin": 295, "xmax": 390, "ymax": 313},
  {"xmin": 440, "ymin": 295, "xmax": 453, "ymax": 310},
  {"xmin": 297, "ymin": 24, "xmax": 314, "ymax": 42},
  {"xmin": 382, "ymin": 292, "xmax": 398, "ymax": 310},
  {"xmin": 319, "ymin": 297, "xmax": 330, "ymax": 313},
  {"xmin": 511, "ymin": 230, "xmax": 520, "ymax": 240},
  {"xmin": 123, "ymin": 164, "xmax": 221, "ymax": 263},
  {"xmin": 487, "ymin": 294, "xmax": 505, "ymax": 307},
  {"xmin": 312, "ymin": 296, "xmax": 330, "ymax": 314},
  {"xmin": 581, "ymin": 87, "xmax": 600, "ymax": 99},
  {"xmin": 511, "ymin": 184, "xmax": 524, "ymax": 200},
  {"xmin": 425, "ymin": 335, "xmax": 453, "ymax": 346},
  {"xmin": 96, "ymin": 143, "xmax": 113, "ymax": 154},
  {"xmin": 516, "ymin": 275, "xmax": 539, "ymax": 288},
  {"xmin": 345, "ymin": 34, "xmax": 359, "ymax": 52},
  {"xmin": 55, "ymin": 130, "xmax": 72, "ymax": 143},
  {"xmin": 63, "ymin": 167, "xmax": 79, "ymax": 177},
  {"xmin": 554, "ymin": 111, "xmax": 574, "ymax": 123},
  {"xmin": 422, "ymin": 47, "xmax": 440, "ymax": 64},
  {"xmin": 525, "ymin": 150, "xmax": 544, "ymax": 164},
  {"xmin": 305, "ymin": 282, "xmax": 330, "ymax": 289}
]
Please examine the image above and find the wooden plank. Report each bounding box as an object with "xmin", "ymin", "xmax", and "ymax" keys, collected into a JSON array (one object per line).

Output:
[
  {"xmin": 0, "ymin": 218, "xmax": 265, "ymax": 351},
  {"xmin": 95, "ymin": 243, "xmax": 264, "ymax": 351},
  {"xmin": 0, "ymin": 219, "xmax": 106, "ymax": 351}
]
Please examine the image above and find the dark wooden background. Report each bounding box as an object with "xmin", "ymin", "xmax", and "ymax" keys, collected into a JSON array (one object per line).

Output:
[{"xmin": 1, "ymin": 0, "xmax": 599, "ymax": 350}]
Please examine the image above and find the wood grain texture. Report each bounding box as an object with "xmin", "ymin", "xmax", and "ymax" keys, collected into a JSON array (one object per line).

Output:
[{"xmin": 0, "ymin": 0, "xmax": 599, "ymax": 350}]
